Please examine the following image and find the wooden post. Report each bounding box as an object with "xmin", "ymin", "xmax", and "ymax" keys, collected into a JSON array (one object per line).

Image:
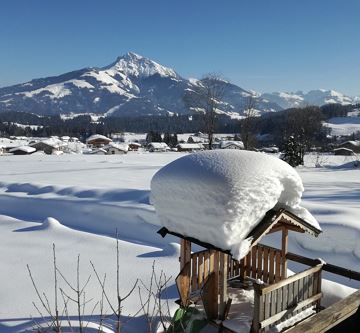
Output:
[
  {"xmin": 219, "ymin": 252, "xmax": 229, "ymax": 320},
  {"xmin": 281, "ymin": 227, "xmax": 288, "ymax": 279},
  {"xmin": 178, "ymin": 239, "xmax": 191, "ymax": 307},
  {"xmin": 180, "ymin": 239, "xmax": 191, "ymax": 270}
]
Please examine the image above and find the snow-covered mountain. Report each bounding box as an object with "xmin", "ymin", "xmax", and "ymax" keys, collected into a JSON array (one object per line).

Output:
[
  {"xmin": 261, "ymin": 89, "xmax": 360, "ymax": 109},
  {"xmin": 0, "ymin": 52, "xmax": 280, "ymax": 117},
  {"xmin": 0, "ymin": 52, "xmax": 358, "ymax": 117}
]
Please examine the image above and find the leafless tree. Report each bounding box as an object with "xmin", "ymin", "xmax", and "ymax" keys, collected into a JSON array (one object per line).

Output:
[
  {"xmin": 184, "ymin": 73, "xmax": 226, "ymax": 149},
  {"xmin": 91, "ymin": 231, "xmax": 138, "ymax": 333},
  {"xmin": 27, "ymin": 244, "xmax": 63, "ymax": 333},
  {"xmin": 240, "ymin": 95, "xmax": 258, "ymax": 150}
]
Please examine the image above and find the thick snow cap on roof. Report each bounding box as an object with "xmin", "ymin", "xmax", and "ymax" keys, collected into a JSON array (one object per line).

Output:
[
  {"xmin": 151, "ymin": 150, "xmax": 320, "ymax": 260},
  {"xmin": 86, "ymin": 134, "xmax": 112, "ymax": 143}
]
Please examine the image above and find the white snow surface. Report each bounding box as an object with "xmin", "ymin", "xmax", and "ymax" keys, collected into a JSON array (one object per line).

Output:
[
  {"xmin": 0, "ymin": 152, "xmax": 359, "ymax": 332},
  {"xmin": 151, "ymin": 150, "xmax": 319, "ymax": 260}
]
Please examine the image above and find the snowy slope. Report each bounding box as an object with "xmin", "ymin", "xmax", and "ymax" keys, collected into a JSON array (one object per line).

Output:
[
  {"xmin": 262, "ymin": 89, "xmax": 360, "ymax": 108},
  {"xmin": 0, "ymin": 52, "xmax": 281, "ymax": 117}
]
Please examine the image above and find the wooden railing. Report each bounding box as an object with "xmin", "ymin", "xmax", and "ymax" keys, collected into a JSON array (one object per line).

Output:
[
  {"xmin": 190, "ymin": 244, "xmax": 286, "ymax": 293},
  {"xmin": 229, "ymin": 244, "xmax": 285, "ymax": 284},
  {"xmin": 190, "ymin": 249, "xmax": 214, "ymax": 292},
  {"xmin": 251, "ymin": 264, "xmax": 323, "ymax": 333}
]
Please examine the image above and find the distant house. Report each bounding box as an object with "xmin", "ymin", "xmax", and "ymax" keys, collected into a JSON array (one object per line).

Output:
[
  {"xmin": 334, "ymin": 148, "xmax": 354, "ymax": 156},
  {"xmin": 87, "ymin": 148, "xmax": 107, "ymax": 155},
  {"xmin": 187, "ymin": 136, "xmax": 209, "ymax": 144},
  {"xmin": 105, "ymin": 143, "xmax": 128, "ymax": 155},
  {"xmin": 128, "ymin": 142, "xmax": 142, "ymax": 151},
  {"xmin": 338, "ymin": 141, "xmax": 360, "ymax": 153},
  {"xmin": 260, "ymin": 146, "xmax": 280, "ymax": 154},
  {"xmin": 9, "ymin": 146, "xmax": 36, "ymax": 155},
  {"xmin": 219, "ymin": 141, "xmax": 244, "ymax": 150},
  {"xmin": 147, "ymin": 142, "xmax": 169, "ymax": 152},
  {"xmin": 30, "ymin": 139, "xmax": 62, "ymax": 155},
  {"xmin": 86, "ymin": 134, "xmax": 112, "ymax": 148},
  {"xmin": 176, "ymin": 143, "xmax": 203, "ymax": 152}
]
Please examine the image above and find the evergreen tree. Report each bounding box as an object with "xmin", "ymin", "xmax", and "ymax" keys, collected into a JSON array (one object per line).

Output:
[{"xmin": 282, "ymin": 136, "xmax": 303, "ymax": 167}]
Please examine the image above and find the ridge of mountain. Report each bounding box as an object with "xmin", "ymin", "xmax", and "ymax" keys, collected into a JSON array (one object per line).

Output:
[{"xmin": 0, "ymin": 53, "xmax": 358, "ymax": 117}]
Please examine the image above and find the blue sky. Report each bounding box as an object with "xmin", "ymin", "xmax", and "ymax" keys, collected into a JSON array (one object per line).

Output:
[{"xmin": 1, "ymin": 0, "xmax": 359, "ymax": 95}]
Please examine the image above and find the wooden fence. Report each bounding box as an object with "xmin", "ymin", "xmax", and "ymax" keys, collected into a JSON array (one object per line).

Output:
[
  {"xmin": 251, "ymin": 264, "xmax": 323, "ymax": 333},
  {"xmin": 190, "ymin": 244, "xmax": 287, "ymax": 294},
  {"xmin": 229, "ymin": 244, "xmax": 285, "ymax": 284}
]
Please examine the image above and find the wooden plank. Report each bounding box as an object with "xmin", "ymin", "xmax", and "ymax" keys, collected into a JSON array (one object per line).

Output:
[
  {"xmin": 263, "ymin": 247, "xmax": 269, "ymax": 283},
  {"xmin": 257, "ymin": 246, "xmax": 263, "ymax": 280},
  {"xmin": 269, "ymin": 249, "xmax": 275, "ymax": 284},
  {"xmin": 308, "ymin": 274, "xmax": 314, "ymax": 298},
  {"xmin": 219, "ymin": 253, "xmax": 229, "ymax": 320},
  {"xmin": 275, "ymin": 251, "xmax": 281, "ymax": 282},
  {"xmin": 252, "ymin": 246, "xmax": 257, "ymax": 278},
  {"xmin": 303, "ymin": 275, "xmax": 308, "ymax": 300},
  {"xmin": 180, "ymin": 239, "xmax": 191, "ymax": 270},
  {"xmin": 246, "ymin": 252, "xmax": 252, "ymax": 277},
  {"xmin": 198, "ymin": 252, "xmax": 204, "ymax": 287},
  {"xmin": 191, "ymin": 253, "xmax": 198, "ymax": 291},
  {"xmin": 276, "ymin": 287, "xmax": 283, "ymax": 314},
  {"xmin": 260, "ymin": 293, "xmax": 322, "ymax": 329},
  {"xmin": 293, "ymin": 280, "xmax": 299, "ymax": 315},
  {"xmin": 175, "ymin": 262, "xmax": 192, "ymax": 307},
  {"xmin": 251, "ymin": 284, "xmax": 262, "ymax": 333},
  {"xmin": 264, "ymin": 293, "xmax": 271, "ymax": 320},
  {"xmin": 281, "ymin": 227, "xmax": 288, "ymax": 279},
  {"xmin": 213, "ymin": 251, "xmax": 219, "ymax": 318},
  {"xmin": 240, "ymin": 257, "xmax": 246, "ymax": 280},
  {"xmin": 204, "ymin": 251, "xmax": 209, "ymax": 281},
  {"xmin": 260, "ymin": 264, "xmax": 323, "ymax": 295},
  {"xmin": 285, "ymin": 290, "xmax": 360, "ymax": 333},
  {"xmin": 270, "ymin": 290, "xmax": 277, "ymax": 318},
  {"xmin": 201, "ymin": 272, "xmax": 218, "ymax": 320}
]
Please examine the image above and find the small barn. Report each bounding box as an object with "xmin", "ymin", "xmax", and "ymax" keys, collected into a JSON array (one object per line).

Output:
[
  {"xmin": 86, "ymin": 134, "xmax": 112, "ymax": 148},
  {"xmin": 128, "ymin": 142, "xmax": 142, "ymax": 151},
  {"xmin": 30, "ymin": 139, "xmax": 62, "ymax": 155},
  {"xmin": 219, "ymin": 141, "xmax": 244, "ymax": 150},
  {"xmin": 338, "ymin": 140, "xmax": 360, "ymax": 154},
  {"xmin": 333, "ymin": 148, "xmax": 354, "ymax": 156},
  {"xmin": 151, "ymin": 150, "xmax": 360, "ymax": 333},
  {"xmin": 105, "ymin": 143, "xmax": 128, "ymax": 155},
  {"xmin": 177, "ymin": 143, "xmax": 203, "ymax": 152},
  {"xmin": 147, "ymin": 142, "xmax": 170, "ymax": 152},
  {"xmin": 9, "ymin": 146, "xmax": 36, "ymax": 155}
]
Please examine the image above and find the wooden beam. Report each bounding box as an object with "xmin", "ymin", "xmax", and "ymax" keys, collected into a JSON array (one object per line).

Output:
[
  {"xmin": 219, "ymin": 252, "xmax": 229, "ymax": 319},
  {"xmin": 180, "ymin": 239, "xmax": 191, "ymax": 270},
  {"xmin": 286, "ymin": 252, "xmax": 360, "ymax": 281},
  {"xmin": 284, "ymin": 290, "xmax": 360, "ymax": 333},
  {"xmin": 260, "ymin": 264, "xmax": 323, "ymax": 296},
  {"xmin": 282, "ymin": 227, "xmax": 288, "ymax": 279}
]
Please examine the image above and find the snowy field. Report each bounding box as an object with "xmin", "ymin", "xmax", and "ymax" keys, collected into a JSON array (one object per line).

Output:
[
  {"xmin": 323, "ymin": 116, "xmax": 360, "ymax": 136},
  {"xmin": 0, "ymin": 152, "xmax": 359, "ymax": 332}
]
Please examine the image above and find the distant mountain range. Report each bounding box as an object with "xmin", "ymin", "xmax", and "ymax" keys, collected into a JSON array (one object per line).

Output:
[{"xmin": 0, "ymin": 52, "xmax": 359, "ymax": 117}]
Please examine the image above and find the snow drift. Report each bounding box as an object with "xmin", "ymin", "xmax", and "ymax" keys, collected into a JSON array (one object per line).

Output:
[{"xmin": 151, "ymin": 150, "xmax": 319, "ymax": 260}]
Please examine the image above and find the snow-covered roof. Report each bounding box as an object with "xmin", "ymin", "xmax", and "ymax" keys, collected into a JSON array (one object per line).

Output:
[
  {"xmin": 105, "ymin": 142, "xmax": 129, "ymax": 151},
  {"xmin": 151, "ymin": 150, "xmax": 320, "ymax": 260},
  {"xmin": 86, "ymin": 134, "xmax": 112, "ymax": 143},
  {"xmin": 220, "ymin": 140, "xmax": 244, "ymax": 149},
  {"xmin": 9, "ymin": 146, "xmax": 36, "ymax": 153},
  {"xmin": 340, "ymin": 140, "xmax": 360, "ymax": 147},
  {"xmin": 177, "ymin": 143, "xmax": 203, "ymax": 149},
  {"xmin": 148, "ymin": 142, "xmax": 169, "ymax": 149}
]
